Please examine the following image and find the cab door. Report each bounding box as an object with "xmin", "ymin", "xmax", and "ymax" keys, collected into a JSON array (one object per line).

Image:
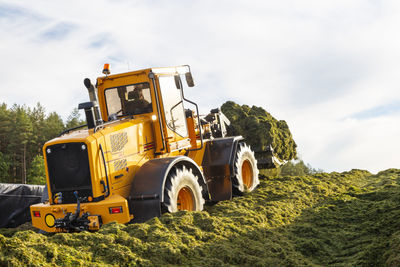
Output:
[{"xmin": 156, "ymin": 75, "xmax": 191, "ymax": 152}]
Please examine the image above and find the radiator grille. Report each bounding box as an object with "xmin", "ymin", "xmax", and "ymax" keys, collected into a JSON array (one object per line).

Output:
[{"xmin": 46, "ymin": 142, "xmax": 93, "ymax": 203}]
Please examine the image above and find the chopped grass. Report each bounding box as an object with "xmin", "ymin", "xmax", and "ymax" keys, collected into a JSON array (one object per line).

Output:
[
  {"xmin": 221, "ymin": 101, "xmax": 297, "ymax": 161},
  {"xmin": 1, "ymin": 169, "xmax": 400, "ymax": 266}
]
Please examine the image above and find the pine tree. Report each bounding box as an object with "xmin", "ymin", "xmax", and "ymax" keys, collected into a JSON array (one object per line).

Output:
[
  {"xmin": 0, "ymin": 103, "xmax": 13, "ymax": 182},
  {"xmin": 44, "ymin": 112, "xmax": 64, "ymax": 141},
  {"xmin": 8, "ymin": 105, "xmax": 33, "ymax": 183},
  {"xmin": 65, "ymin": 108, "xmax": 84, "ymax": 129},
  {"xmin": 0, "ymin": 103, "xmax": 11, "ymax": 155},
  {"xmin": 29, "ymin": 103, "xmax": 46, "ymax": 153},
  {"xmin": 0, "ymin": 151, "xmax": 10, "ymax": 182},
  {"xmin": 27, "ymin": 155, "xmax": 46, "ymax": 184}
]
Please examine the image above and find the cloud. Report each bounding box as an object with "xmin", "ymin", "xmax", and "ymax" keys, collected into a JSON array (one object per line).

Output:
[
  {"xmin": 0, "ymin": 0, "xmax": 399, "ymax": 173},
  {"xmin": 0, "ymin": 4, "xmax": 26, "ymax": 18},
  {"xmin": 350, "ymin": 102, "xmax": 400, "ymax": 120},
  {"xmin": 39, "ymin": 22, "xmax": 76, "ymax": 41}
]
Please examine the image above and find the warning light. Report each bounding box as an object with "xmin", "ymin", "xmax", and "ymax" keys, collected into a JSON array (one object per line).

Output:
[
  {"xmin": 33, "ymin": 211, "xmax": 41, "ymax": 217},
  {"xmin": 109, "ymin": 206, "xmax": 122, "ymax": 214},
  {"xmin": 88, "ymin": 196, "xmax": 93, "ymax": 202},
  {"xmin": 103, "ymin": 63, "xmax": 110, "ymax": 75}
]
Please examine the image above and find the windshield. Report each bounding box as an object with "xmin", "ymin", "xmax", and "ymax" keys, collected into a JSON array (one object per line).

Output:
[{"xmin": 104, "ymin": 82, "xmax": 152, "ymax": 118}]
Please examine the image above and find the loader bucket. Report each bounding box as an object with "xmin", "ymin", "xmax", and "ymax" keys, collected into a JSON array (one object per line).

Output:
[{"xmin": 255, "ymin": 145, "xmax": 286, "ymax": 169}]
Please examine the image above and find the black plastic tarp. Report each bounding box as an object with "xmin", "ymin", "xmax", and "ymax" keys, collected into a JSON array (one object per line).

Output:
[{"xmin": 0, "ymin": 183, "xmax": 45, "ymax": 228}]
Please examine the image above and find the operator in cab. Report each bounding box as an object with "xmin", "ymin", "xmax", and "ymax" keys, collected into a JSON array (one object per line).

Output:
[{"xmin": 126, "ymin": 87, "xmax": 150, "ymax": 114}]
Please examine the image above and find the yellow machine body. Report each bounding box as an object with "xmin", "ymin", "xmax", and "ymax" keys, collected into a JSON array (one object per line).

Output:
[{"xmin": 30, "ymin": 65, "xmax": 246, "ymax": 232}]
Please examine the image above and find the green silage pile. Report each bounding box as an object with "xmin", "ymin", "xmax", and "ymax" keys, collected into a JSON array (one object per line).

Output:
[
  {"xmin": 1, "ymin": 169, "xmax": 400, "ymax": 266},
  {"xmin": 221, "ymin": 101, "xmax": 297, "ymax": 161}
]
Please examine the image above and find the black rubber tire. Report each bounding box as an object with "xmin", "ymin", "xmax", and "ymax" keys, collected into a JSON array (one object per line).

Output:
[
  {"xmin": 232, "ymin": 143, "xmax": 260, "ymax": 193},
  {"xmin": 163, "ymin": 166, "xmax": 205, "ymax": 213}
]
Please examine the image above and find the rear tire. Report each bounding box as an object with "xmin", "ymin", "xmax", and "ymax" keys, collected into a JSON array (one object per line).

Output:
[
  {"xmin": 232, "ymin": 143, "xmax": 260, "ymax": 193},
  {"xmin": 163, "ymin": 166, "xmax": 205, "ymax": 213}
]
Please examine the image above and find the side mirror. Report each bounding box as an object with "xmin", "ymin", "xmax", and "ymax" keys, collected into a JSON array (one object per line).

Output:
[
  {"xmin": 185, "ymin": 72, "xmax": 195, "ymax": 87},
  {"xmin": 174, "ymin": 75, "xmax": 182, "ymax": 89}
]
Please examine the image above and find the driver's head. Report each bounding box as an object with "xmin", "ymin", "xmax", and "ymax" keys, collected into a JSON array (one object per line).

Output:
[{"xmin": 132, "ymin": 88, "xmax": 143, "ymax": 99}]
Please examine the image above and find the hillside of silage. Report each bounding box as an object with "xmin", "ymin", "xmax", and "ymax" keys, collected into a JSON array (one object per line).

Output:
[{"xmin": 1, "ymin": 169, "xmax": 400, "ymax": 266}]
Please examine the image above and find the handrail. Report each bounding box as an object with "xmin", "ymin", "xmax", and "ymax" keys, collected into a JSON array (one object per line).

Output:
[
  {"xmin": 99, "ymin": 144, "xmax": 110, "ymax": 198},
  {"xmin": 180, "ymin": 81, "xmax": 203, "ymax": 152},
  {"xmin": 58, "ymin": 124, "xmax": 87, "ymax": 137}
]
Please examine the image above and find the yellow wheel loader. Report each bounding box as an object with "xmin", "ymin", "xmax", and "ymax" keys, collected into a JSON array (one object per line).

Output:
[{"xmin": 30, "ymin": 65, "xmax": 261, "ymax": 232}]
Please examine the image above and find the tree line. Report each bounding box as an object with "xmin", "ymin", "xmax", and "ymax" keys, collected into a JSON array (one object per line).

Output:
[
  {"xmin": 0, "ymin": 101, "xmax": 322, "ymax": 185},
  {"xmin": 0, "ymin": 103, "xmax": 84, "ymax": 184}
]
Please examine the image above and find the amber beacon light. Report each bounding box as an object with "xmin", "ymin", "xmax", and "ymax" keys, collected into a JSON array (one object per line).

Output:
[{"xmin": 102, "ymin": 63, "xmax": 110, "ymax": 75}]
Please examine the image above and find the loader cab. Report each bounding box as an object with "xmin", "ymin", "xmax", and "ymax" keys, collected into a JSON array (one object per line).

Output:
[{"xmin": 96, "ymin": 65, "xmax": 201, "ymax": 155}]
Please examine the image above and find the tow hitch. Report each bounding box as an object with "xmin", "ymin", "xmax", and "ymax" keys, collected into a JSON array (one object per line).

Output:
[{"xmin": 54, "ymin": 191, "xmax": 102, "ymax": 232}]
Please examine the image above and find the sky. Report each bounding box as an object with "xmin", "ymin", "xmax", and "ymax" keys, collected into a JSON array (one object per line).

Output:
[{"xmin": 0, "ymin": 0, "xmax": 399, "ymax": 173}]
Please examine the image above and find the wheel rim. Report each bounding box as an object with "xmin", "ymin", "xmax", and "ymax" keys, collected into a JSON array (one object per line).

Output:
[
  {"xmin": 242, "ymin": 160, "xmax": 253, "ymax": 189},
  {"xmin": 177, "ymin": 186, "xmax": 195, "ymax": 211}
]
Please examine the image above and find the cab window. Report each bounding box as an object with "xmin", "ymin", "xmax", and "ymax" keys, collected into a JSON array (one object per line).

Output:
[{"xmin": 104, "ymin": 82, "xmax": 152, "ymax": 118}]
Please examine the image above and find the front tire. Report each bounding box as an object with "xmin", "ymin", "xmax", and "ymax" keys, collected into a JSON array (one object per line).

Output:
[
  {"xmin": 232, "ymin": 143, "xmax": 260, "ymax": 193},
  {"xmin": 163, "ymin": 166, "xmax": 205, "ymax": 213}
]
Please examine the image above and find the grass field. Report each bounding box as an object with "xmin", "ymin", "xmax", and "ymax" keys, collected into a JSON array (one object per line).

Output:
[{"xmin": 1, "ymin": 169, "xmax": 400, "ymax": 266}]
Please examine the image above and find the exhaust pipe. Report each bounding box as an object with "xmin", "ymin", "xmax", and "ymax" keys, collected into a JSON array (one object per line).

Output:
[{"xmin": 83, "ymin": 78, "xmax": 102, "ymax": 125}]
